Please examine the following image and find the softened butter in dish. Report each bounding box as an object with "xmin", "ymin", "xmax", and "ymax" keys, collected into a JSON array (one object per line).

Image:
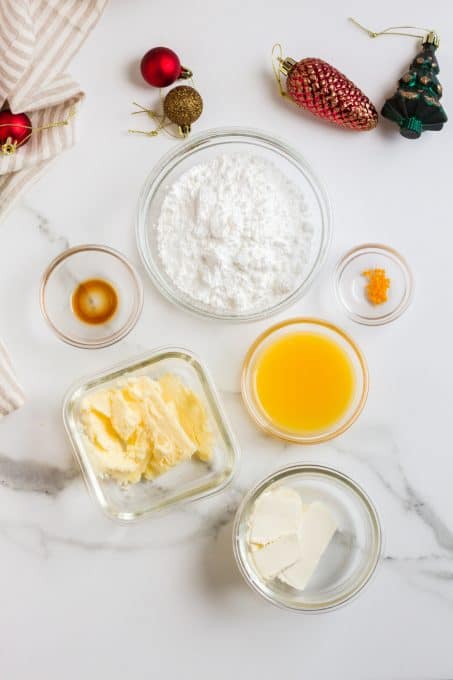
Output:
[
  {"xmin": 63, "ymin": 348, "xmax": 239, "ymax": 521},
  {"xmin": 80, "ymin": 374, "xmax": 212, "ymax": 484}
]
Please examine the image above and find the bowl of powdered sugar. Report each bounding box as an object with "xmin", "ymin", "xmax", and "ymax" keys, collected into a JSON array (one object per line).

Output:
[{"xmin": 136, "ymin": 128, "xmax": 331, "ymax": 321}]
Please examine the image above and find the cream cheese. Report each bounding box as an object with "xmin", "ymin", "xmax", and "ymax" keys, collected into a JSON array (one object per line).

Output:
[
  {"xmin": 248, "ymin": 486, "xmax": 304, "ymax": 545},
  {"xmin": 252, "ymin": 534, "xmax": 300, "ymax": 580},
  {"xmin": 279, "ymin": 501, "xmax": 338, "ymax": 590},
  {"xmin": 247, "ymin": 485, "xmax": 338, "ymax": 591}
]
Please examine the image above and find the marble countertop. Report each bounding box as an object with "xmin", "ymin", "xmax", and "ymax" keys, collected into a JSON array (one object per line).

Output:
[{"xmin": 1, "ymin": 1, "xmax": 452, "ymax": 678}]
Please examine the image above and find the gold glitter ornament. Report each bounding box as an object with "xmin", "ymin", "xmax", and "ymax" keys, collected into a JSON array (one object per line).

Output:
[{"xmin": 163, "ymin": 85, "xmax": 203, "ymax": 136}]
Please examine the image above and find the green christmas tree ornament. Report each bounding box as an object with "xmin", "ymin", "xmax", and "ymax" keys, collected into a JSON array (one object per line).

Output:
[
  {"xmin": 350, "ymin": 19, "xmax": 447, "ymax": 139},
  {"xmin": 382, "ymin": 32, "xmax": 447, "ymax": 139}
]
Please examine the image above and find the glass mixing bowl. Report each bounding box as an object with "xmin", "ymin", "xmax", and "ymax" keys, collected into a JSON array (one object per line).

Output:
[
  {"xmin": 241, "ymin": 318, "xmax": 368, "ymax": 444},
  {"xmin": 233, "ymin": 464, "xmax": 382, "ymax": 612},
  {"xmin": 136, "ymin": 127, "xmax": 332, "ymax": 321}
]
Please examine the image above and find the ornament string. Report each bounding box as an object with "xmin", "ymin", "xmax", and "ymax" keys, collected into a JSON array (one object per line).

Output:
[
  {"xmin": 271, "ymin": 43, "xmax": 287, "ymax": 98},
  {"xmin": 0, "ymin": 108, "xmax": 76, "ymax": 155},
  {"xmin": 129, "ymin": 100, "xmax": 165, "ymax": 137},
  {"xmin": 349, "ymin": 18, "xmax": 436, "ymax": 44},
  {"xmin": 129, "ymin": 75, "xmax": 198, "ymax": 139},
  {"xmin": 129, "ymin": 97, "xmax": 181, "ymax": 139}
]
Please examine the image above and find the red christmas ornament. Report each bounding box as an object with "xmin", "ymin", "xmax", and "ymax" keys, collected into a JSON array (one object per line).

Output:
[
  {"xmin": 0, "ymin": 110, "xmax": 32, "ymax": 154},
  {"xmin": 140, "ymin": 47, "xmax": 192, "ymax": 88},
  {"xmin": 274, "ymin": 48, "xmax": 378, "ymax": 131}
]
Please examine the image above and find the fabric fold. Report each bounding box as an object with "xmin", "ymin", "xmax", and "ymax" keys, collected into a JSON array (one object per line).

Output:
[
  {"xmin": 0, "ymin": 339, "xmax": 25, "ymax": 417},
  {"xmin": 0, "ymin": 0, "xmax": 109, "ymax": 417},
  {"xmin": 0, "ymin": 0, "xmax": 109, "ymax": 222}
]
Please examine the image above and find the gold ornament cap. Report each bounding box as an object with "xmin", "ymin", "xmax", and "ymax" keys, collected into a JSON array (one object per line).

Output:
[
  {"xmin": 424, "ymin": 31, "xmax": 439, "ymax": 47},
  {"xmin": 163, "ymin": 85, "xmax": 203, "ymax": 136},
  {"xmin": 180, "ymin": 66, "xmax": 193, "ymax": 79},
  {"xmin": 1, "ymin": 137, "xmax": 17, "ymax": 155},
  {"xmin": 279, "ymin": 57, "xmax": 296, "ymax": 76}
]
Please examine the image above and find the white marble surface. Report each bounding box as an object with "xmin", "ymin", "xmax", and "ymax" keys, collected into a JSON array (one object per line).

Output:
[{"xmin": 1, "ymin": 1, "xmax": 452, "ymax": 678}]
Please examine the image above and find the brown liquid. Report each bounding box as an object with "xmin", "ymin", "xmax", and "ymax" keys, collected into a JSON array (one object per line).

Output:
[{"xmin": 71, "ymin": 278, "xmax": 118, "ymax": 325}]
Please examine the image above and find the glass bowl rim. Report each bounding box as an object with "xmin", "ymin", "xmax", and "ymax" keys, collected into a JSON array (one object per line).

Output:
[
  {"xmin": 241, "ymin": 317, "xmax": 369, "ymax": 444},
  {"xmin": 232, "ymin": 463, "xmax": 383, "ymax": 613},
  {"xmin": 62, "ymin": 345, "xmax": 241, "ymax": 521},
  {"xmin": 40, "ymin": 243, "xmax": 144, "ymax": 349},
  {"xmin": 334, "ymin": 242, "xmax": 414, "ymax": 326},
  {"xmin": 135, "ymin": 126, "xmax": 332, "ymax": 322}
]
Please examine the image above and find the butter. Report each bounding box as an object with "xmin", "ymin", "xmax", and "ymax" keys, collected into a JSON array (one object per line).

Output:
[
  {"xmin": 159, "ymin": 374, "xmax": 212, "ymax": 462},
  {"xmin": 80, "ymin": 374, "xmax": 213, "ymax": 484},
  {"xmin": 247, "ymin": 486, "xmax": 338, "ymax": 591}
]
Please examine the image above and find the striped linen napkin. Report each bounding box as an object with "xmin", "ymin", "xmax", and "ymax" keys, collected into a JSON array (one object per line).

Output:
[
  {"xmin": 0, "ymin": 340, "xmax": 24, "ymax": 417},
  {"xmin": 0, "ymin": 0, "xmax": 109, "ymax": 222},
  {"xmin": 0, "ymin": 0, "xmax": 109, "ymax": 416}
]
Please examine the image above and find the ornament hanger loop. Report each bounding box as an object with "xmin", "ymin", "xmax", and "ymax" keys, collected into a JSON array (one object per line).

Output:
[
  {"xmin": 129, "ymin": 99, "xmax": 184, "ymax": 139},
  {"xmin": 349, "ymin": 17, "xmax": 438, "ymax": 46},
  {"xmin": 271, "ymin": 43, "xmax": 286, "ymax": 98}
]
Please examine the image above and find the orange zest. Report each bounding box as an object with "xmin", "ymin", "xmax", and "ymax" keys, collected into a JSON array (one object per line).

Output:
[{"xmin": 362, "ymin": 268, "xmax": 390, "ymax": 305}]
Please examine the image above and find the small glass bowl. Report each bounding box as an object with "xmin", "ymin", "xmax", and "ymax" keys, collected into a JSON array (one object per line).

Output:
[
  {"xmin": 63, "ymin": 347, "xmax": 240, "ymax": 521},
  {"xmin": 233, "ymin": 464, "xmax": 382, "ymax": 612},
  {"xmin": 40, "ymin": 244, "xmax": 144, "ymax": 348},
  {"xmin": 241, "ymin": 318, "xmax": 368, "ymax": 444},
  {"xmin": 335, "ymin": 244, "xmax": 413, "ymax": 325},
  {"xmin": 136, "ymin": 127, "xmax": 332, "ymax": 322}
]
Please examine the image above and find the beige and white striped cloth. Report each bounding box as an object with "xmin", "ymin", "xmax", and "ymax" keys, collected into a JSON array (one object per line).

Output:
[
  {"xmin": 0, "ymin": 340, "xmax": 24, "ymax": 416},
  {"xmin": 0, "ymin": 0, "xmax": 109, "ymax": 223},
  {"xmin": 0, "ymin": 0, "xmax": 108, "ymax": 416}
]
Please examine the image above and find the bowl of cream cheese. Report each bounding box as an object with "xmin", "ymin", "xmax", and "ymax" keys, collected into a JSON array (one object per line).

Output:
[
  {"xmin": 233, "ymin": 464, "xmax": 382, "ymax": 612},
  {"xmin": 136, "ymin": 128, "xmax": 332, "ymax": 321}
]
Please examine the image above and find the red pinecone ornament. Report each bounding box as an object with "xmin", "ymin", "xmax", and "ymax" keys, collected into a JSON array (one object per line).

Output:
[{"xmin": 281, "ymin": 56, "xmax": 378, "ymax": 131}]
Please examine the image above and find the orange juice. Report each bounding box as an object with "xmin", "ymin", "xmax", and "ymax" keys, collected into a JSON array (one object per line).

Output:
[{"xmin": 254, "ymin": 332, "xmax": 355, "ymax": 434}]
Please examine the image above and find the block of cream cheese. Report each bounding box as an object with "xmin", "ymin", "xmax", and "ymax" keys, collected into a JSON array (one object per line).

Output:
[
  {"xmin": 279, "ymin": 501, "xmax": 337, "ymax": 590},
  {"xmin": 248, "ymin": 486, "xmax": 304, "ymax": 545},
  {"xmin": 252, "ymin": 534, "xmax": 301, "ymax": 580}
]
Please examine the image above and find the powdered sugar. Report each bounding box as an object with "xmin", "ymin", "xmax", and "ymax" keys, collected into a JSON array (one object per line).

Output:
[{"xmin": 156, "ymin": 153, "xmax": 314, "ymax": 314}]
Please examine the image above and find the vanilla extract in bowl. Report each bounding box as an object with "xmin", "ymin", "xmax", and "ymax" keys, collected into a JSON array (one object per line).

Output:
[
  {"xmin": 40, "ymin": 244, "xmax": 143, "ymax": 348},
  {"xmin": 71, "ymin": 278, "xmax": 118, "ymax": 325}
]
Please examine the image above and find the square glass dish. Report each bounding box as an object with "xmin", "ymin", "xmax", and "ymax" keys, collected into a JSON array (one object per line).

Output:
[{"xmin": 63, "ymin": 347, "xmax": 240, "ymax": 521}]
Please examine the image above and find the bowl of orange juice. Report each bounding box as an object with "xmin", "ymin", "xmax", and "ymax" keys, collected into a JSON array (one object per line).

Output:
[{"xmin": 241, "ymin": 318, "xmax": 368, "ymax": 444}]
